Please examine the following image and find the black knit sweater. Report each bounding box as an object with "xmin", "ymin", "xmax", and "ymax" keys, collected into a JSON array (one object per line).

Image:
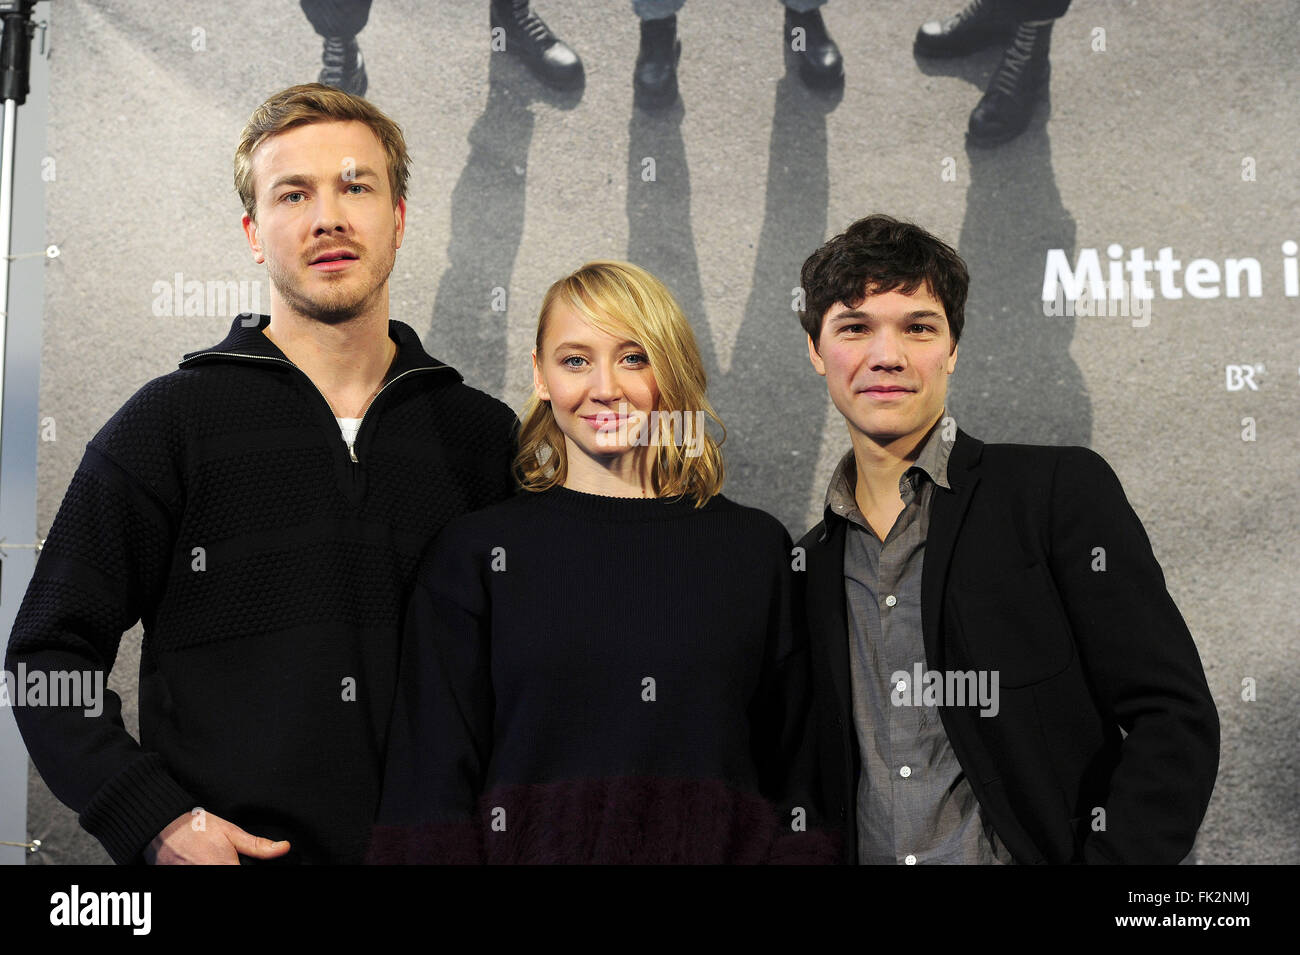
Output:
[
  {"xmin": 5, "ymin": 314, "xmax": 518, "ymax": 864},
  {"xmin": 369, "ymin": 485, "xmax": 837, "ymax": 863}
]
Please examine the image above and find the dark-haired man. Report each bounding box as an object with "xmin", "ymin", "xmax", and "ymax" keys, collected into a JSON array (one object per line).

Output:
[
  {"xmin": 796, "ymin": 214, "xmax": 1219, "ymax": 864},
  {"xmin": 5, "ymin": 85, "xmax": 518, "ymax": 864}
]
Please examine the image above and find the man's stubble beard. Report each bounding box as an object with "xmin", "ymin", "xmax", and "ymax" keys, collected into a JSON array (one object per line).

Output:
[{"xmin": 267, "ymin": 240, "xmax": 398, "ymax": 326}]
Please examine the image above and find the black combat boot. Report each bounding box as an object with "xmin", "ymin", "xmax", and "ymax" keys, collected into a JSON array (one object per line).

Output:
[
  {"xmin": 319, "ymin": 35, "xmax": 367, "ymax": 96},
  {"xmin": 785, "ymin": 8, "xmax": 843, "ymax": 88},
  {"xmin": 967, "ymin": 19, "xmax": 1053, "ymax": 146},
  {"xmin": 914, "ymin": 0, "xmax": 1017, "ymax": 57},
  {"xmin": 634, "ymin": 15, "xmax": 680, "ymax": 109},
  {"xmin": 490, "ymin": 0, "xmax": 584, "ymax": 90}
]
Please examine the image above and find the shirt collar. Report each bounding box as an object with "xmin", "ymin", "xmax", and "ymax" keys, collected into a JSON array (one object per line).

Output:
[
  {"xmin": 821, "ymin": 414, "xmax": 955, "ymax": 536},
  {"xmin": 910, "ymin": 415, "xmax": 954, "ymax": 492}
]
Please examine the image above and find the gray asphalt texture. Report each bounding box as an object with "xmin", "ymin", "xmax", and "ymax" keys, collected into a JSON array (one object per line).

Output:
[{"xmin": 20, "ymin": 0, "xmax": 1299, "ymax": 864}]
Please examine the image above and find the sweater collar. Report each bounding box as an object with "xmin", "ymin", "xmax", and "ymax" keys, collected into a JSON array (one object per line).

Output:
[
  {"xmin": 535, "ymin": 484, "xmax": 715, "ymax": 522},
  {"xmin": 178, "ymin": 312, "xmax": 462, "ymax": 383}
]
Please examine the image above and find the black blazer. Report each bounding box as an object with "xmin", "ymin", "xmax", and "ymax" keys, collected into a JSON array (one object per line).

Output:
[{"xmin": 798, "ymin": 429, "xmax": 1219, "ymax": 864}]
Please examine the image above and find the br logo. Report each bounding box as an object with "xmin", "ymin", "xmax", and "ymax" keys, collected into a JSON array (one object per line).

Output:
[{"xmin": 1224, "ymin": 364, "xmax": 1260, "ymax": 391}]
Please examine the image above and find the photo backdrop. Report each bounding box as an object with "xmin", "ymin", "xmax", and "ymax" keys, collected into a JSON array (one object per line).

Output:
[{"xmin": 21, "ymin": 0, "xmax": 1298, "ymax": 863}]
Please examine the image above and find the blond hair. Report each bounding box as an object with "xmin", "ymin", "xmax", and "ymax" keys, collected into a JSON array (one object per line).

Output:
[
  {"xmin": 516, "ymin": 261, "xmax": 726, "ymax": 505},
  {"xmin": 234, "ymin": 83, "xmax": 411, "ymax": 219}
]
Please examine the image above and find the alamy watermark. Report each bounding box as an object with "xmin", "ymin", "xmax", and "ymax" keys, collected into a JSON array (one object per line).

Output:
[
  {"xmin": 152, "ymin": 272, "xmax": 263, "ymax": 317},
  {"xmin": 891, "ymin": 663, "xmax": 1000, "ymax": 717},
  {"xmin": 592, "ymin": 402, "xmax": 707, "ymax": 458},
  {"xmin": 50, "ymin": 885, "xmax": 151, "ymax": 935},
  {"xmin": 1042, "ymin": 277, "xmax": 1152, "ymax": 328},
  {"xmin": 1, "ymin": 664, "xmax": 103, "ymax": 717}
]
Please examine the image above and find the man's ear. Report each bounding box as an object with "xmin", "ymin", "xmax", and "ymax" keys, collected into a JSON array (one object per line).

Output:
[
  {"xmin": 946, "ymin": 341, "xmax": 958, "ymax": 375},
  {"xmin": 807, "ymin": 335, "xmax": 827, "ymax": 376},
  {"xmin": 393, "ymin": 197, "xmax": 406, "ymax": 250},
  {"xmin": 531, "ymin": 349, "xmax": 550, "ymax": 401},
  {"xmin": 242, "ymin": 213, "xmax": 265, "ymax": 264}
]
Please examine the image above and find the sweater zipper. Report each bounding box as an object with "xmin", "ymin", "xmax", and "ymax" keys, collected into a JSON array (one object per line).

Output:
[
  {"xmin": 346, "ymin": 368, "xmax": 433, "ymax": 462},
  {"xmin": 179, "ymin": 350, "xmax": 446, "ymax": 463}
]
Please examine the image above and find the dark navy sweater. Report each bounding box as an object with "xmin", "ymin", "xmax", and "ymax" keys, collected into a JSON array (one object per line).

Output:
[{"xmin": 370, "ymin": 485, "xmax": 837, "ymax": 863}]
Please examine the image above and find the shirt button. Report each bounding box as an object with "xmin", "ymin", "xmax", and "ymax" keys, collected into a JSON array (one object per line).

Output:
[
  {"xmin": 884, "ymin": 594, "xmax": 898, "ymax": 607},
  {"xmin": 895, "ymin": 678, "xmax": 907, "ymax": 693},
  {"xmin": 904, "ymin": 854, "xmax": 917, "ymax": 865},
  {"xmin": 900, "ymin": 765, "xmax": 911, "ymax": 778}
]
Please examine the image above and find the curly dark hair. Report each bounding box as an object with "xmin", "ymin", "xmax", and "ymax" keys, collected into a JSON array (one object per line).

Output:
[{"xmin": 799, "ymin": 214, "xmax": 968, "ymax": 351}]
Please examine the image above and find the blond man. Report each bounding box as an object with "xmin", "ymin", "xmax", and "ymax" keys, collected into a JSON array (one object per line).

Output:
[{"xmin": 5, "ymin": 85, "xmax": 517, "ymax": 864}]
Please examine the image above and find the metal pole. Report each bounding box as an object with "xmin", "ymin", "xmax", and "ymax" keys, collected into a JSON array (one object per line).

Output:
[
  {"xmin": 0, "ymin": 0, "xmax": 40, "ymax": 866},
  {"xmin": 0, "ymin": 0, "xmax": 35, "ymax": 458},
  {"xmin": 0, "ymin": 95, "xmax": 16, "ymax": 455}
]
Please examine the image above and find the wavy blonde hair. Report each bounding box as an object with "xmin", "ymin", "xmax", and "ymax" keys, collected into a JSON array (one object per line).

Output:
[{"xmin": 515, "ymin": 261, "xmax": 726, "ymax": 505}]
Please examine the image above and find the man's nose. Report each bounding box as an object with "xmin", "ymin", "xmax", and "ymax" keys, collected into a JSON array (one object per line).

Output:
[
  {"xmin": 313, "ymin": 191, "xmax": 347, "ymax": 234},
  {"xmin": 866, "ymin": 327, "xmax": 905, "ymax": 369}
]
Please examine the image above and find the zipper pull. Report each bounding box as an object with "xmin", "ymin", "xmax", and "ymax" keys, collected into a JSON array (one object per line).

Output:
[{"xmin": 348, "ymin": 442, "xmax": 358, "ymax": 463}]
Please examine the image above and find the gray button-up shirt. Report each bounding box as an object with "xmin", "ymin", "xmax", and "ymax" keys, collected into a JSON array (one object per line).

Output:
[{"xmin": 824, "ymin": 419, "xmax": 1014, "ymax": 865}]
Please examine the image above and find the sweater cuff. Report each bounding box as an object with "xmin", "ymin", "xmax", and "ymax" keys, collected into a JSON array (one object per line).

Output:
[{"xmin": 79, "ymin": 754, "xmax": 199, "ymax": 865}]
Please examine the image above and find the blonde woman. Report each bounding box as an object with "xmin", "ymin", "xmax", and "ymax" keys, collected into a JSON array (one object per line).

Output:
[{"xmin": 370, "ymin": 261, "xmax": 832, "ymax": 863}]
